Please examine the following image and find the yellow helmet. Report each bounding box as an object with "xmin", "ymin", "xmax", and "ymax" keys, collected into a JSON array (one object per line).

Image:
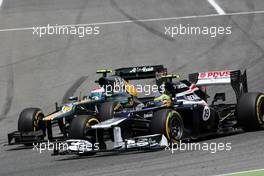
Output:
[{"xmin": 154, "ymin": 94, "xmax": 172, "ymax": 107}]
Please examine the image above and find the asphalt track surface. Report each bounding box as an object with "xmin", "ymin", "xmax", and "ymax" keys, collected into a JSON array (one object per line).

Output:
[{"xmin": 0, "ymin": 0, "xmax": 264, "ymax": 175}]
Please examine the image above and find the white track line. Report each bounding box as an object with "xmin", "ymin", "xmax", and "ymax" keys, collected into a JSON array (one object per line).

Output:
[
  {"xmin": 208, "ymin": 0, "xmax": 226, "ymax": 15},
  {"xmin": 0, "ymin": 10, "xmax": 264, "ymax": 33},
  {"xmin": 214, "ymin": 168, "xmax": 264, "ymax": 176},
  {"xmin": 0, "ymin": 0, "xmax": 3, "ymax": 7}
]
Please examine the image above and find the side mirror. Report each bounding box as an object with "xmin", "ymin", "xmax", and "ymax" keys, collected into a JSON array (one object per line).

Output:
[
  {"xmin": 212, "ymin": 93, "xmax": 226, "ymax": 105},
  {"xmin": 68, "ymin": 96, "xmax": 78, "ymax": 101},
  {"xmin": 55, "ymin": 102, "xmax": 60, "ymax": 111}
]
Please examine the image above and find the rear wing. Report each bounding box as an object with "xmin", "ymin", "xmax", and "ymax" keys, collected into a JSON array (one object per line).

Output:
[
  {"xmin": 115, "ymin": 65, "xmax": 167, "ymax": 80},
  {"xmin": 189, "ymin": 71, "xmax": 231, "ymax": 86},
  {"xmin": 189, "ymin": 70, "xmax": 248, "ymax": 100}
]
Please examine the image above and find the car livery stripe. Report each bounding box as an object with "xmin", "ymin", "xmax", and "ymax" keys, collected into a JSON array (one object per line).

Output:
[{"xmin": 43, "ymin": 111, "xmax": 65, "ymax": 121}]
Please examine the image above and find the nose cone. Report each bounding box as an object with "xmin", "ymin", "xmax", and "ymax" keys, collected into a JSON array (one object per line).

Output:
[{"xmin": 42, "ymin": 111, "xmax": 65, "ymax": 121}]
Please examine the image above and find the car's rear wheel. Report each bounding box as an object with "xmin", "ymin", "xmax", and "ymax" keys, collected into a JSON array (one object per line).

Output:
[
  {"xmin": 150, "ymin": 109, "xmax": 184, "ymax": 143},
  {"xmin": 237, "ymin": 92, "xmax": 264, "ymax": 131},
  {"xmin": 99, "ymin": 101, "xmax": 121, "ymax": 121},
  {"xmin": 18, "ymin": 108, "xmax": 45, "ymax": 146}
]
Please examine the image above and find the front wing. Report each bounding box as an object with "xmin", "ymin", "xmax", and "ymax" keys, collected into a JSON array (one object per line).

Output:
[{"xmin": 52, "ymin": 134, "xmax": 168, "ymax": 155}]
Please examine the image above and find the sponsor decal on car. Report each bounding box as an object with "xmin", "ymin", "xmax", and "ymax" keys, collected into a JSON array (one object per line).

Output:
[
  {"xmin": 199, "ymin": 71, "xmax": 230, "ymax": 79},
  {"xmin": 196, "ymin": 71, "xmax": 231, "ymax": 85},
  {"xmin": 143, "ymin": 112, "xmax": 153, "ymax": 118},
  {"xmin": 61, "ymin": 103, "xmax": 73, "ymax": 113},
  {"xmin": 129, "ymin": 66, "xmax": 154, "ymax": 73}
]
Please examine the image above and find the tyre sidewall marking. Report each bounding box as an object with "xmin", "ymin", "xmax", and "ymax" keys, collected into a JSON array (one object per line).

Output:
[
  {"xmin": 86, "ymin": 117, "xmax": 99, "ymax": 127},
  {"xmin": 165, "ymin": 111, "xmax": 171, "ymax": 140},
  {"xmin": 165, "ymin": 111, "xmax": 181, "ymax": 143},
  {"xmin": 34, "ymin": 111, "xmax": 44, "ymax": 131},
  {"xmin": 256, "ymin": 95, "xmax": 264, "ymax": 126}
]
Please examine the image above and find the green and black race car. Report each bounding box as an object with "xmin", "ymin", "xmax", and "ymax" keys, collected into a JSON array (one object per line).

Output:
[{"xmin": 7, "ymin": 65, "xmax": 168, "ymax": 146}]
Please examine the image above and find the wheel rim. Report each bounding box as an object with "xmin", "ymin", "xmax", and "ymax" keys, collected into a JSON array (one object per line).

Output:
[
  {"xmin": 33, "ymin": 111, "xmax": 44, "ymax": 131},
  {"xmin": 84, "ymin": 117, "xmax": 99, "ymax": 139},
  {"xmin": 257, "ymin": 95, "xmax": 264, "ymax": 123},
  {"xmin": 260, "ymin": 99, "xmax": 264, "ymax": 122},
  {"xmin": 169, "ymin": 114, "xmax": 183, "ymax": 141}
]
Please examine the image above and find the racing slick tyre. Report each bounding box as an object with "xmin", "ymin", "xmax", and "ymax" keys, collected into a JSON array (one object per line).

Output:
[
  {"xmin": 69, "ymin": 115, "xmax": 102, "ymax": 156},
  {"xmin": 150, "ymin": 109, "xmax": 184, "ymax": 143},
  {"xmin": 17, "ymin": 108, "xmax": 45, "ymax": 146},
  {"xmin": 69, "ymin": 115, "xmax": 99, "ymax": 139},
  {"xmin": 99, "ymin": 101, "xmax": 121, "ymax": 121},
  {"xmin": 237, "ymin": 92, "xmax": 264, "ymax": 131}
]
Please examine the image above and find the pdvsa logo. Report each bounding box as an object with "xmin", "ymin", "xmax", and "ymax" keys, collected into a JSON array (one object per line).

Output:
[{"xmin": 199, "ymin": 71, "xmax": 230, "ymax": 78}]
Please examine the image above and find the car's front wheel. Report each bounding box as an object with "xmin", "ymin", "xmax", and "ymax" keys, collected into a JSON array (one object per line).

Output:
[
  {"xmin": 69, "ymin": 115, "xmax": 102, "ymax": 156},
  {"xmin": 150, "ymin": 109, "xmax": 184, "ymax": 143},
  {"xmin": 18, "ymin": 107, "xmax": 45, "ymax": 146}
]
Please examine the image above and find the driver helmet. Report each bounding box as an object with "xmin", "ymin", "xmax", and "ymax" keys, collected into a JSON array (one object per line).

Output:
[
  {"xmin": 90, "ymin": 86, "xmax": 105, "ymax": 100},
  {"xmin": 153, "ymin": 92, "xmax": 172, "ymax": 107}
]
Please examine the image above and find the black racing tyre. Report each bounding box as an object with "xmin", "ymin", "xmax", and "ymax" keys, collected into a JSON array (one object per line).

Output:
[
  {"xmin": 237, "ymin": 92, "xmax": 264, "ymax": 131},
  {"xmin": 18, "ymin": 108, "xmax": 45, "ymax": 132},
  {"xmin": 17, "ymin": 108, "xmax": 45, "ymax": 146},
  {"xmin": 99, "ymin": 101, "xmax": 120, "ymax": 121},
  {"xmin": 69, "ymin": 115, "xmax": 99, "ymax": 139},
  {"xmin": 150, "ymin": 109, "xmax": 184, "ymax": 143},
  {"xmin": 69, "ymin": 115, "xmax": 100, "ymax": 156}
]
